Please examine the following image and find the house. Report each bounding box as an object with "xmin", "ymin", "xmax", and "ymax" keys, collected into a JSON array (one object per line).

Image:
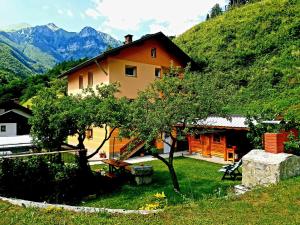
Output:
[
  {"xmin": 60, "ymin": 32, "xmax": 196, "ymax": 158},
  {"xmin": 0, "ymin": 100, "xmax": 33, "ymax": 153},
  {"xmin": 0, "ymin": 100, "xmax": 32, "ymax": 137},
  {"xmin": 186, "ymin": 116, "xmax": 253, "ymax": 161}
]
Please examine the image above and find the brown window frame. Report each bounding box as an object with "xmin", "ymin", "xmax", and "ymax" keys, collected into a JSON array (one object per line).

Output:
[
  {"xmin": 125, "ymin": 65, "xmax": 137, "ymax": 77},
  {"xmin": 79, "ymin": 75, "xmax": 83, "ymax": 89},
  {"xmin": 88, "ymin": 72, "xmax": 93, "ymax": 87},
  {"xmin": 151, "ymin": 48, "xmax": 156, "ymax": 58},
  {"xmin": 86, "ymin": 128, "xmax": 93, "ymax": 140},
  {"xmin": 155, "ymin": 68, "xmax": 161, "ymax": 78}
]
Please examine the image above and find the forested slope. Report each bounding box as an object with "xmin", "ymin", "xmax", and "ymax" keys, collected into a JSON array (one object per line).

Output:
[{"xmin": 175, "ymin": 0, "xmax": 300, "ymax": 120}]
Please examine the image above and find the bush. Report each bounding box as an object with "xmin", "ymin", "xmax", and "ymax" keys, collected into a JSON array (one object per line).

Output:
[
  {"xmin": 0, "ymin": 156, "xmax": 108, "ymax": 204},
  {"xmin": 284, "ymin": 134, "xmax": 300, "ymax": 156}
]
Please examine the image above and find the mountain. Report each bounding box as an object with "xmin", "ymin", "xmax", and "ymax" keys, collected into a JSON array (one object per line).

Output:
[
  {"xmin": 0, "ymin": 23, "xmax": 31, "ymax": 32},
  {"xmin": 0, "ymin": 23, "xmax": 121, "ymax": 80},
  {"xmin": 175, "ymin": 0, "xmax": 300, "ymax": 120}
]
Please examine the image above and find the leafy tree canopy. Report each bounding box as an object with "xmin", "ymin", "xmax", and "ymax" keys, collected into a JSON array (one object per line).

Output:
[{"xmin": 122, "ymin": 67, "xmax": 232, "ymax": 192}]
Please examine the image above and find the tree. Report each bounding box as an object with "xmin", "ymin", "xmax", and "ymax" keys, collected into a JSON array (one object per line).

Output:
[
  {"xmin": 30, "ymin": 79, "xmax": 69, "ymax": 151},
  {"xmin": 206, "ymin": 13, "xmax": 210, "ymax": 21},
  {"xmin": 68, "ymin": 84, "xmax": 130, "ymax": 162},
  {"xmin": 123, "ymin": 67, "xmax": 229, "ymax": 192},
  {"xmin": 228, "ymin": 0, "xmax": 249, "ymax": 8},
  {"xmin": 30, "ymin": 81, "xmax": 130, "ymax": 167},
  {"xmin": 210, "ymin": 4, "xmax": 223, "ymax": 18}
]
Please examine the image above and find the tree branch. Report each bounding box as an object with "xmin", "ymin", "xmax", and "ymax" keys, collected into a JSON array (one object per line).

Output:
[
  {"xmin": 152, "ymin": 153, "xmax": 170, "ymax": 167},
  {"xmin": 86, "ymin": 126, "xmax": 117, "ymax": 159}
]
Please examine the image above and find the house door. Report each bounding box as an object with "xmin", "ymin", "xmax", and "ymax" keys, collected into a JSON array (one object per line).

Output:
[{"xmin": 202, "ymin": 135, "xmax": 212, "ymax": 157}]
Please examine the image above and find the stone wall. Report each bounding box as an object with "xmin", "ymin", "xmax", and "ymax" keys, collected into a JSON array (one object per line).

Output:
[{"xmin": 242, "ymin": 150, "xmax": 300, "ymax": 188}]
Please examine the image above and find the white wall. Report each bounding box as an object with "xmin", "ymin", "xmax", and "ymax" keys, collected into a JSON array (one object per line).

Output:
[{"xmin": 0, "ymin": 123, "xmax": 17, "ymax": 137}]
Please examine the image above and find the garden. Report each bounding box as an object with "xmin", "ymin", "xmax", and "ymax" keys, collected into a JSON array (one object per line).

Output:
[{"xmin": 84, "ymin": 157, "xmax": 239, "ymax": 209}]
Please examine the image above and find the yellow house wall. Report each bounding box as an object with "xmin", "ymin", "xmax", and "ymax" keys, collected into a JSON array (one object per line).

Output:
[
  {"xmin": 68, "ymin": 127, "xmax": 110, "ymax": 156},
  {"xmin": 67, "ymin": 61, "xmax": 109, "ymax": 95},
  {"xmin": 108, "ymin": 57, "xmax": 160, "ymax": 99}
]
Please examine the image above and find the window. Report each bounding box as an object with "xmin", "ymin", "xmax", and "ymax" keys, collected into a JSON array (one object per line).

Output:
[
  {"xmin": 125, "ymin": 65, "xmax": 137, "ymax": 77},
  {"xmin": 194, "ymin": 134, "xmax": 201, "ymax": 140},
  {"xmin": 88, "ymin": 72, "xmax": 93, "ymax": 87},
  {"xmin": 86, "ymin": 129, "xmax": 93, "ymax": 139},
  {"xmin": 79, "ymin": 75, "xmax": 83, "ymax": 89},
  {"xmin": 151, "ymin": 48, "xmax": 156, "ymax": 58},
  {"xmin": 213, "ymin": 134, "xmax": 221, "ymax": 143},
  {"xmin": 155, "ymin": 68, "xmax": 161, "ymax": 78},
  {"xmin": 1, "ymin": 125, "xmax": 6, "ymax": 132}
]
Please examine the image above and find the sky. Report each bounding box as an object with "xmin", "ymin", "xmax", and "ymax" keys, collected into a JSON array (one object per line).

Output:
[{"xmin": 0, "ymin": 0, "xmax": 226, "ymax": 40}]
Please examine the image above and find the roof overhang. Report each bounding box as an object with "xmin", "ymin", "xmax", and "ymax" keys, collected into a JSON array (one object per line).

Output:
[{"xmin": 58, "ymin": 32, "xmax": 198, "ymax": 78}]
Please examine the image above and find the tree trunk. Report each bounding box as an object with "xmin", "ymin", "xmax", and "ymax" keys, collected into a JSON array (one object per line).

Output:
[
  {"xmin": 153, "ymin": 135, "xmax": 181, "ymax": 193},
  {"xmin": 167, "ymin": 162, "xmax": 180, "ymax": 192},
  {"xmin": 77, "ymin": 133, "xmax": 88, "ymax": 170}
]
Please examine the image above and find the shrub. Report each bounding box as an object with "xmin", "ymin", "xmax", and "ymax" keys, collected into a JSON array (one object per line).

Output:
[
  {"xmin": 284, "ymin": 134, "xmax": 300, "ymax": 156},
  {"xmin": 0, "ymin": 156, "xmax": 108, "ymax": 204}
]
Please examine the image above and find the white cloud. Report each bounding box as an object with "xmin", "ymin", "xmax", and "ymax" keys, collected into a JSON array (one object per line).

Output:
[
  {"xmin": 66, "ymin": 9, "xmax": 74, "ymax": 17},
  {"xmin": 42, "ymin": 5, "xmax": 49, "ymax": 10},
  {"xmin": 80, "ymin": 12, "xmax": 86, "ymax": 19},
  {"xmin": 85, "ymin": 8, "xmax": 100, "ymax": 20},
  {"xmin": 85, "ymin": 0, "xmax": 226, "ymax": 35},
  {"xmin": 58, "ymin": 9, "xmax": 74, "ymax": 17},
  {"xmin": 57, "ymin": 9, "xmax": 64, "ymax": 15}
]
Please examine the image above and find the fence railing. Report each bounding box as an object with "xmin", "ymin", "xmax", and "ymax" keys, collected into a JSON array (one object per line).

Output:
[{"xmin": 0, "ymin": 149, "xmax": 83, "ymax": 164}]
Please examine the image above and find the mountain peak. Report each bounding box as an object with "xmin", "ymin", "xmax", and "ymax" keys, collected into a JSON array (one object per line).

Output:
[
  {"xmin": 46, "ymin": 23, "xmax": 59, "ymax": 31},
  {"xmin": 79, "ymin": 26, "xmax": 98, "ymax": 37}
]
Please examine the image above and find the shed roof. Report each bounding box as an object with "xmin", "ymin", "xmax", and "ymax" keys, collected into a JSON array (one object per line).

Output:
[{"xmin": 193, "ymin": 116, "xmax": 253, "ymax": 130}]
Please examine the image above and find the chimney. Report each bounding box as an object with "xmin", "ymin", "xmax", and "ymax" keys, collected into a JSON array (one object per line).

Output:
[{"xmin": 124, "ymin": 34, "xmax": 133, "ymax": 44}]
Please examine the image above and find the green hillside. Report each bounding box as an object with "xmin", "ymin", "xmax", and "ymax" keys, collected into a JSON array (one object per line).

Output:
[
  {"xmin": 0, "ymin": 34, "xmax": 56, "ymax": 82},
  {"xmin": 175, "ymin": 0, "xmax": 300, "ymax": 120},
  {"xmin": 0, "ymin": 43, "xmax": 33, "ymax": 80}
]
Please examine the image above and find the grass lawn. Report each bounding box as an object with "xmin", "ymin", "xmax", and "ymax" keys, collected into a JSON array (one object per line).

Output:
[
  {"xmin": 83, "ymin": 157, "xmax": 239, "ymax": 209},
  {"xmin": 1, "ymin": 176, "xmax": 300, "ymax": 224}
]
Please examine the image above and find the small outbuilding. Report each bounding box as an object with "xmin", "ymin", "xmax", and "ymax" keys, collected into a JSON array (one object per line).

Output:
[
  {"xmin": 0, "ymin": 100, "xmax": 32, "ymax": 137},
  {"xmin": 187, "ymin": 116, "xmax": 253, "ymax": 162}
]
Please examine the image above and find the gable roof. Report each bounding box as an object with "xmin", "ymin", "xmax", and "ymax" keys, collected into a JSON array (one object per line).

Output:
[
  {"xmin": 59, "ymin": 32, "xmax": 198, "ymax": 78},
  {"xmin": 0, "ymin": 100, "xmax": 32, "ymax": 115},
  {"xmin": 0, "ymin": 109, "xmax": 31, "ymax": 119}
]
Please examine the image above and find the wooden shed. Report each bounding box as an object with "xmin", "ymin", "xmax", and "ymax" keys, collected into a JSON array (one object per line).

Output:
[{"xmin": 187, "ymin": 116, "xmax": 252, "ymax": 162}]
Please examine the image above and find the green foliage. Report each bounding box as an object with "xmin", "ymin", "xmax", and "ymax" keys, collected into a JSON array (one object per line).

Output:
[
  {"xmin": 123, "ymin": 67, "xmax": 231, "ymax": 191},
  {"xmin": 0, "ymin": 43, "xmax": 33, "ymax": 79},
  {"xmin": 125, "ymin": 67, "xmax": 230, "ymax": 148},
  {"xmin": 284, "ymin": 133, "xmax": 300, "ymax": 155},
  {"xmin": 30, "ymin": 79, "xmax": 69, "ymax": 150},
  {"xmin": 30, "ymin": 81, "xmax": 130, "ymax": 161},
  {"xmin": 2, "ymin": 175, "xmax": 300, "ymax": 224},
  {"xmin": 0, "ymin": 156, "xmax": 99, "ymax": 204},
  {"xmin": 175, "ymin": 0, "xmax": 300, "ymax": 121},
  {"xmin": 0, "ymin": 58, "xmax": 86, "ymax": 104},
  {"xmin": 210, "ymin": 4, "xmax": 223, "ymax": 18}
]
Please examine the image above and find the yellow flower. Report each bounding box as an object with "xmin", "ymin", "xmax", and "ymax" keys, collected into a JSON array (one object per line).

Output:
[
  {"xmin": 154, "ymin": 192, "xmax": 166, "ymax": 199},
  {"xmin": 140, "ymin": 202, "xmax": 160, "ymax": 210}
]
